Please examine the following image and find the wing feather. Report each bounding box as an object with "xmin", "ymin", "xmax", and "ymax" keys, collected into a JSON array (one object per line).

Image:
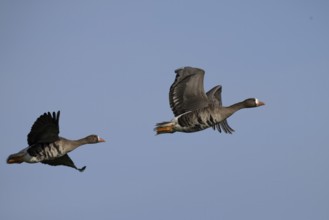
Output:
[
  {"xmin": 42, "ymin": 154, "xmax": 86, "ymax": 172},
  {"xmin": 27, "ymin": 111, "xmax": 60, "ymax": 145},
  {"xmin": 169, "ymin": 67, "xmax": 209, "ymax": 116},
  {"xmin": 206, "ymin": 86, "xmax": 235, "ymax": 134}
]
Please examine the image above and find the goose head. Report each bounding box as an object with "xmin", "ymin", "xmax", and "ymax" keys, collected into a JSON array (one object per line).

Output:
[
  {"xmin": 85, "ymin": 135, "xmax": 106, "ymax": 144},
  {"xmin": 243, "ymin": 98, "xmax": 265, "ymax": 108}
]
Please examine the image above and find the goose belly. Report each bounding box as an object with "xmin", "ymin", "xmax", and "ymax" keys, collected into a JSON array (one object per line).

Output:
[
  {"xmin": 27, "ymin": 142, "xmax": 66, "ymax": 162},
  {"xmin": 176, "ymin": 109, "xmax": 225, "ymax": 132}
]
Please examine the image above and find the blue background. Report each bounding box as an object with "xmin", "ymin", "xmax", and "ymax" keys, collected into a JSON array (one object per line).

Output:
[{"xmin": 1, "ymin": 1, "xmax": 328, "ymax": 219}]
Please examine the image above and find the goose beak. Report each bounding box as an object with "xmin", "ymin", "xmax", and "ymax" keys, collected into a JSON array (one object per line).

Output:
[
  {"xmin": 98, "ymin": 137, "xmax": 105, "ymax": 142},
  {"xmin": 255, "ymin": 99, "xmax": 265, "ymax": 107},
  {"xmin": 257, "ymin": 101, "xmax": 265, "ymax": 106}
]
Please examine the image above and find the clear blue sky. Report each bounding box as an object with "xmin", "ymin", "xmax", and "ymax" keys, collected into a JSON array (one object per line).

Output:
[{"xmin": 1, "ymin": 1, "xmax": 328, "ymax": 220}]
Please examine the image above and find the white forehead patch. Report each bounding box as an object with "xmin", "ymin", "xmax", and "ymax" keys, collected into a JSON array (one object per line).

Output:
[{"xmin": 255, "ymin": 98, "xmax": 260, "ymax": 105}]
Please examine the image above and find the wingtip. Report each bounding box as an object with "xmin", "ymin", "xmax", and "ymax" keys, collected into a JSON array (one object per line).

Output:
[{"xmin": 78, "ymin": 166, "xmax": 86, "ymax": 172}]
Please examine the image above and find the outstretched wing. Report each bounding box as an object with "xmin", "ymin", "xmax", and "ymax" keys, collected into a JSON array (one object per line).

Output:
[
  {"xmin": 27, "ymin": 111, "xmax": 60, "ymax": 145},
  {"xmin": 169, "ymin": 67, "xmax": 209, "ymax": 116},
  {"xmin": 206, "ymin": 85, "xmax": 223, "ymax": 106},
  {"xmin": 206, "ymin": 86, "xmax": 235, "ymax": 134},
  {"xmin": 42, "ymin": 154, "xmax": 86, "ymax": 172}
]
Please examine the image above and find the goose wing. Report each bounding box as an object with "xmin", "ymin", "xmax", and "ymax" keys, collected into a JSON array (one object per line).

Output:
[
  {"xmin": 206, "ymin": 86, "xmax": 235, "ymax": 134},
  {"xmin": 169, "ymin": 67, "xmax": 209, "ymax": 116},
  {"xmin": 42, "ymin": 154, "xmax": 86, "ymax": 172},
  {"xmin": 27, "ymin": 111, "xmax": 60, "ymax": 146},
  {"xmin": 206, "ymin": 85, "xmax": 223, "ymax": 106}
]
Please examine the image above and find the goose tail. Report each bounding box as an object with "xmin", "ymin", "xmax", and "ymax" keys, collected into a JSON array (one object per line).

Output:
[
  {"xmin": 7, "ymin": 153, "xmax": 25, "ymax": 164},
  {"xmin": 154, "ymin": 121, "xmax": 175, "ymax": 135}
]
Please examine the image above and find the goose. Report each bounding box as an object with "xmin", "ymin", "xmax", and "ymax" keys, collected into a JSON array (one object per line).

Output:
[
  {"xmin": 155, "ymin": 67, "xmax": 265, "ymax": 134},
  {"xmin": 7, "ymin": 111, "xmax": 105, "ymax": 172}
]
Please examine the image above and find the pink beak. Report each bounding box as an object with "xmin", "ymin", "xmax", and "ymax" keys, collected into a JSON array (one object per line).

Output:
[{"xmin": 98, "ymin": 137, "xmax": 106, "ymax": 142}]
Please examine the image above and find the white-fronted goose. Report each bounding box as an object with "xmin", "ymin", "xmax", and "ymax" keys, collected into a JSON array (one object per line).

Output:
[
  {"xmin": 155, "ymin": 67, "xmax": 265, "ymax": 134},
  {"xmin": 7, "ymin": 111, "xmax": 105, "ymax": 172}
]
